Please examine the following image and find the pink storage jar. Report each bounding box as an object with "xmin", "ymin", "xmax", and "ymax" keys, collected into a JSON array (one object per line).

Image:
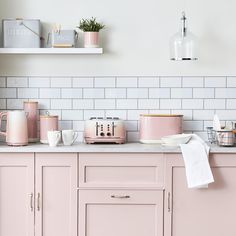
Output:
[{"xmin": 40, "ymin": 112, "xmax": 59, "ymax": 144}]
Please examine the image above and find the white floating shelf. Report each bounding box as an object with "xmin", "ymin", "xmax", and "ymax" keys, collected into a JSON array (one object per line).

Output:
[{"xmin": 0, "ymin": 48, "xmax": 103, "ymax": 55}]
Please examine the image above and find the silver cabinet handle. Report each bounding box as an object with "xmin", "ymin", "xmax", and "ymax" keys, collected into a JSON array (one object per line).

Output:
[
  {"xmin": 37, "ymin": 193, "xmax": 40, "ymax": 211},
  {"xmin": 111, "ymin": 195, "xmax": 130, "ymax": 199},
  {"xmin": 30, "ymin": 193, "xmax": 34, "ymax": 211},
  {"xmin": 167, "ymin": 192, "xmax": 171, "ymax": 212}
]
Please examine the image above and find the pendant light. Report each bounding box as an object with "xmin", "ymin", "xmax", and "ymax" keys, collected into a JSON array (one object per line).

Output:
[{"xmin": 170, "ymin": 12, "xmax": 198, "ymax": 61}]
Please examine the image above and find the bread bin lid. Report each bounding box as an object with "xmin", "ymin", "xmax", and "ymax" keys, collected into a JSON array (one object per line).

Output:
[{"xmin": 140, "ymin": 114, "xmax": 183, "ymax": 117}]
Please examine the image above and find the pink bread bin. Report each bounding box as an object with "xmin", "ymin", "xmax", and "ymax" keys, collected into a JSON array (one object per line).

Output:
[{"xmin": 139, "ymin": 114, "xmax": 183, "ymax": 143}]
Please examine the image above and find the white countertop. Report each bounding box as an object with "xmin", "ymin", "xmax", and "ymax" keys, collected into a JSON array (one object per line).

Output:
[{"xmin": 0, "ymin": 142, "xmax": 235, "ymax": 153}]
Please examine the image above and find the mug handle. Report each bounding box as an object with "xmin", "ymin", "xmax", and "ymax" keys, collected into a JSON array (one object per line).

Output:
[
  {"xmin": 72, "ymin": 131, "xmax": 79, "ymax": 144},
  {"xmin": 0, "ymin": 112, "xmax": 7, "ymax": 136},
  {"xmin": 56, "ymin": 133, "xmax": 61, "ymax": 144}
]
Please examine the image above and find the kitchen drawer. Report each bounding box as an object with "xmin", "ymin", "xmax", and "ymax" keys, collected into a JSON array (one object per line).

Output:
[
  {"xmin": 78, "ymin": 153, "xmax": 164, "ymax": 188},
  {"xmin": 78, "ymin": 189, "xmax": 163, "ymax": 236}
]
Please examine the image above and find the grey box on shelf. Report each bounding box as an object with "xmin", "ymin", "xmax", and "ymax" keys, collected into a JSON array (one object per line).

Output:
[
  {"xmin": 2, "ymin": 19, "xmax": 41, "ymax": 48},
  {"xmin": 51, "ymin": 30, "xmax": 77, "ymax": 47}
]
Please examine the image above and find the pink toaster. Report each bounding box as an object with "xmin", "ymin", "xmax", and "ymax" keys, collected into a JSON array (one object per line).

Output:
[{"xmin": 84, "ymin": 117, "xmax": 126, "ymax": 144}]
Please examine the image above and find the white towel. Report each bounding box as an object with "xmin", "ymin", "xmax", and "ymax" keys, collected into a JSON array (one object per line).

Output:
[{"xmin": 180, "ymin": 134, "xmax": 214, "ymax": 189}]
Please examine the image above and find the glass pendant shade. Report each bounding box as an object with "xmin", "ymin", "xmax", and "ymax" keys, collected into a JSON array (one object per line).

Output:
[{"xmin": 170, "ymin": 12, "xmax": 198, "ymax": 61}]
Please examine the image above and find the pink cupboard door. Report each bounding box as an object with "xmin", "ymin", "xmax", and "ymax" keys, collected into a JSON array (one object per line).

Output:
[
  {"xmin": 79, "ymin": 189, "xmax": 163, "ymax": 236},
  {"xmin": 35, "ymin": 153, "xmax": 77, "ymax": 236},
  {"xmin": 0, "ymin": 153, "xmax": 34, "ymax": 236},
  {"xmin": 164, "ymin": 153, "xmax": 236, "ymax": 236}
]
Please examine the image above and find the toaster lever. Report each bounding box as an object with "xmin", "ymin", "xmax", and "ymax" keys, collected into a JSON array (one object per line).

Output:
[{"xmin": 96, "ymin": 122, "xmax": 98, "ymax": 136}]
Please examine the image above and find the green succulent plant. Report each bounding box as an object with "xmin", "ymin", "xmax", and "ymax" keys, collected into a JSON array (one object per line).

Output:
[{"xmin": 77, "ymin": 17, "xmax": 105, "ymax": 32}]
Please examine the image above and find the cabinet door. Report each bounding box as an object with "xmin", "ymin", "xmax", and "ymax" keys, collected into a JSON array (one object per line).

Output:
[
  {"xmin": 0, "ymin": 153, "xmax": 34, "ymax": 236},
  {"xmin": 79, "ymin": 189, "xmax": 163, "ymax": 236},
  {"xmin": 35, "ymin": 153, "xmax": 77, "ymax": 236},
  {"xmin": 165, "ymin": 153, "xmax": 236, "ymax": 236}
]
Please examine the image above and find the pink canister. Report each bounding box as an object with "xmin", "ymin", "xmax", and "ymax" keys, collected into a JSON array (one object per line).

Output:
[
  {"xmin": 24, "ymin": 101, "xmax": 39, "ymax": 143},
  {"xmin": 139, "ymin": 114, "xmax": 183, "ymax": 143},
  {"xmin": 40, "ymin": 112, "xmax": 59, "ymax": 144}
]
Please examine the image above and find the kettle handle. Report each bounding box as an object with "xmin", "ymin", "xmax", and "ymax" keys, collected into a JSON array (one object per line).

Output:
[{"xmin": 0, "ymin": 112, "xmax": 7, "ymax": 136}]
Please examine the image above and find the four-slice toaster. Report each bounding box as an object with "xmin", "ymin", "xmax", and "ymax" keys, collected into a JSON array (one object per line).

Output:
[{"xmin": 84, "ymin": 117, "xmax": 126, "ymax": 144}]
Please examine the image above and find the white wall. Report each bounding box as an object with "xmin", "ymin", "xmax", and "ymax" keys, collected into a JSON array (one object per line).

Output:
[{"xmin": 0, "ymin": 0, "xmax": 236, "ymax": 76}]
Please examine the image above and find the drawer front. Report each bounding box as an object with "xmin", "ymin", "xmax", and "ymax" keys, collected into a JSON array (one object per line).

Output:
[
  {"xmin": 78, "ymin": 153, "xmax": 164, "ymax": 188},
  {"xmin": 78, "ymin": 190, "xmax": 163, "ymax": 236}
]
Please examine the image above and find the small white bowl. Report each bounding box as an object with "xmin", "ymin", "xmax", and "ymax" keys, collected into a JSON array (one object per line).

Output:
[{"xmin": 161, "ymin": 134, "xmax": 192, "ymax": 146}]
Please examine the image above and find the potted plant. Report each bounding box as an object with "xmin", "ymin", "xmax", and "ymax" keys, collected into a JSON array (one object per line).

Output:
[{"xmin": 77, "ymin": 17, "xmax": 105, "ymax": 48}]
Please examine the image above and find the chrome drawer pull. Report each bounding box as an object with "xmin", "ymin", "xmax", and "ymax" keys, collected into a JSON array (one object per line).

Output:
[
  {"xmin": 30, "ymin": 193, "xmax": 34, "ymax": 211},
  {"xmin": 111, "ymin": 195, "xmax": 130, "ymax": 199},
  {"xmin": 37, "ymin": 193, "xmax": 40, "ymax": 211}
]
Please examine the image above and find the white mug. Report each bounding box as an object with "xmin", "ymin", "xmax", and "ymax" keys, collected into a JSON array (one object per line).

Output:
[
  {"xmin": 47, "ymin": 131, "xmax": 61, "ymax": 147},
  {"xmin": 62, "ymin": 130, "xmax": 78, "ymax": 146}
]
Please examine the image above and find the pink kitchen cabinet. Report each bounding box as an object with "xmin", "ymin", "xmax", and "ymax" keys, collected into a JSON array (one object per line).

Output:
[
  {"xmin": 164, "ymin": 153, "xmax": 236, "ymax": 236},
  {"xmin": 78, "ymin": 189, "xmax": 163, "ymax": 236},
  {"xmin": 0, "ymin": 153, "xmax": 34, "ymax": 236},
  {"xmin": 35, "ymin": 153, "xmax": 77, "ymax": 236}
]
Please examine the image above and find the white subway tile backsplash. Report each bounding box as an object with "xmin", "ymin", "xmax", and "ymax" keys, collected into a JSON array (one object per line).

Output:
[
  {"xmin": 51, "ymin": 99, "xmax": 72, "ymax": 109},
  {"xmin": 193, "ymin": 88, "xmax": 214, "ymax": 98},
  {"xmin": 127, "ymin": 110, "xmax": 148, "ymax": 120},
  {"xmin": 172, "ymin": 110, "xmax": 192, "ymax": 120},
  {"xmin": 61, "ymin": 89, "xmax": 82, "ymax": 98},
  {"xmin": 138, "ymin": 99, "xmax": 159, "ymax": 109},
  {"xmin": 215, "ymin": 110, "xmax": 236, "ymax": 120},
  {"xmin": 182, "ymin": 99, "xmax": 203, "ymax": 109},
  {"xmin": 149, "ymin": 88, "xmax": 170, "ymax": 98},
  {"xmin": 182, "ymin": 77, "xmax": 204, "ymax": 87},
  {"xmin": 105, "ymin": 110, "xmax": 127, "ymax": 120},
  {"xmin": 127, "ymin": 88, "xmax": 148, "ymax": 98},
  {"xmin": 95, "ymin": 99, "xmax": 116, "ymax": 109},
  {"xmin": 94, "ymin": 77, "xmax": 116, "ymax": 87},
  {"xmin": 0, "ymin": 77, "xmax": 6, "ymax": 87},
  {"xmin": 138, "ymin": 77, "xmax": 159, "ymax": 87},
  {"xmin": 171, "ymin": 88, "xmax": 192, "ymax": 98},
  {"xmin": 51, "ymin": 77, "xmax": 71, "ymax": 87},
  {"xmin": 7, "ymin": 77, "xmax": 28, "ymax": 87},
  {"xmin": 226, "ymin": 99, "xmax": 236, "ymax": 109},
  {"xmin": 160, "ymin": 99, "xmax": 181, "ymax": 109},
  {"xmin": 40, "ymin": 88, "xmax": 60, "ymax": 98},
  {"xmin": 205, "ymin": 77, "xmax": 226, "ymax": 87},
  {"xmin": 7, "ymin": 99, "xmax": 25, "ymax": 109},
  {"xmin": 184, "ymin": 121, "xmax": 203, "ymax": 131},
  {"xmin": 204, "ymin": 99, "xmax": 226, "ymax": 109},
  {"xmin": 160, "ymin": 77, "xmax": 181, "ymax": 87},
  {"xmin": 105, "ymin": 88, "xmax": 126, "ymax": 98},
  {"xmin": 0, "ymin": 88, "xmax": 16, "ymax": 98},
  {"xmin": 73, "ymin": 121, "xmax": 85, "ymax": 131},
  {"xmin": 116, "ymin": 99, "xmax": 137, "ymax": 109},
  {"xmin": 18, "ymin": 88, "xmax": 38, "ymax": 98},
  {"xmin": 73, "ymin": 77, "xmax": 93, "ymax": 87},
  {"xmin": 125, "ymin": 121, "xmax": 138, "ymax": 131},
  {"xmin": 84, "ymin": 110, "xmax": 105, "ymax": 120},
  {"xmin": 62, "ymin": 110, "xmax": 83, "ymax": 120},
  {"xmin": 83, "ymin": 88, "xmax": 104, "ymax": 98},
  {"xmin": 215, "ymin": 88, "xmax": 236, "ymax": 98},
  {"xmin": 2, "ymin": 75, "xmax": 236, "ymax": 142},
  {"xmin": 0, "ymin": 99, "xmax": 6, "ymax": 109},
  {"xmin": 127, "ymin": 131, "xmax": 139, "ymax": 142},
  {"xmin": 73, "ymin": 99, "xmax": 94, "ymax": 109},
  {"xmin": 29, "ymin": 77, "xmax": 50, "ymax": 87},
  {"xmin": 227, "ymin": 77, "xmax": 236, "ymax": 87},
  {"xmin": 193, "ymin": 110, "xmax": 214, "ymax": 120},
  {"xmin": 59, "ymin": 121, "xmax": 73, "ymax": 130},
  {"xmin": 117, "ymin": 77, "xmax": 137, "ymax": 87}
]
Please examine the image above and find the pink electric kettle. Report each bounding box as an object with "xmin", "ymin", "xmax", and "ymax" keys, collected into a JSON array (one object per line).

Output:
[{"xmin": 0, "ymin": 111, "xmax": 28, "ymax": 146}]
